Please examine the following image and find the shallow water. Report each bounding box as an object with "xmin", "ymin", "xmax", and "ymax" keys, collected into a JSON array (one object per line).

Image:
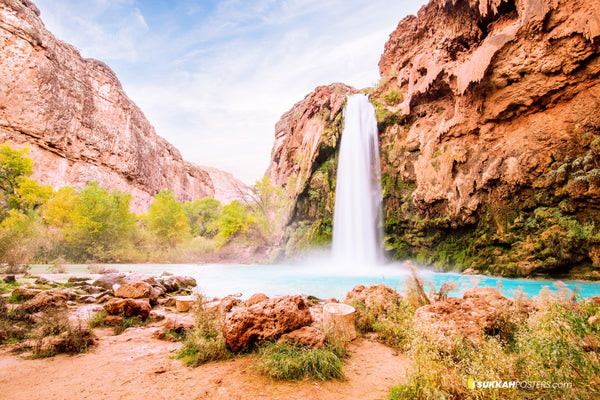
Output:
[{"xmin": 30, "ymin": 262, "xmax": 600, "ymax": 300}]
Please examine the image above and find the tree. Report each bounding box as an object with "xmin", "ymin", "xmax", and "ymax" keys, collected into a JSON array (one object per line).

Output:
[
  {"xmin": 0, "ymin": 143, "xmax": 51, "ymax": 217},
  {"xmin": 40, "ymin": 186, "xmax": 79, "ymax": 228},
  {"xmin": 147, "ymin": 189, "xmax": 189, "ymax": 248},
  {"xmin": 64, "ymin": 182, "xmax": 135, "ymax": 261},
  {"xmin": 214, "ymin": 200, "xmax": 253, "ymax": 248},
  {"xmin": 245, "ymin": 176, "xmax": 293, "ymax": 245},
  {"xmin": 184, "ymin": 197, "xmax": 222, "ymax": 237}
]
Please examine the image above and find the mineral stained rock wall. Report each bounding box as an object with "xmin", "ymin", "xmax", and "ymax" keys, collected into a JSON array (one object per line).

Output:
[
  {"xmin": 0, "ymin": 0, "xmax": 246, "ymax": 211},
  {"xmin": 269, "ymin": 0, "xmax": 600, "ymax": 279}
]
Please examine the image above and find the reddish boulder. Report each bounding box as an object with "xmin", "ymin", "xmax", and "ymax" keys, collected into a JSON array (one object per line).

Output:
[
  {"xmin": 413, "ymin": 287, "xmax": 513, "ymax": 344},
  {"xmin": 345, "ymin": 284, "xmax": 403, "ymax": 315},
  {"xmin": 103, "ymin": 298, "xmax": 151, "ymax": 318},
  {"xmin": 278, "ymin": 326, "xmax": 326, "ymax": 349},
  {"xmin": 19, "ymin": 289, "xmax": 72, "ymax": 313},
  {"xmin": 246, "ymin": 293, "xmax": 269, "ymax": 307},
  {"xmin": 113, "ymin": 282, "xmax": 152, "ymax": 299},
  {"xmin": 222, "ymin": 295, "xmax": 312, "ymax": 352}
]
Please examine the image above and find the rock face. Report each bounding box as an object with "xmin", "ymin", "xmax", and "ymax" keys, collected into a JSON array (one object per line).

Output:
[
  {"xmin": 268, "ymin": 0, "xmax": 600, "ymax": 278},
  {"xmin": 0, "ymin": 0, "xmax": 246, "ymax": 211},
  {"xmin": 265, "ymin": 83, "xmax": 357, "ymax": 253},
  {"xmin": 221, "ymin": 295, "xmax": 312, "ymax": 352}
]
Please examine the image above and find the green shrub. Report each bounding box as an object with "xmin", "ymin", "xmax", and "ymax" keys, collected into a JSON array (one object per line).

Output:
[
  {"xmin": 254, "ymin": 342, "xmax": 344, "ymax": 381},
  {"xmin": 384, "ymin": 89, "xmax": 403, "ymax": 106},
  {"xmin": 176, "ymin": 294, "xmax": 232, "ymax": 366}
]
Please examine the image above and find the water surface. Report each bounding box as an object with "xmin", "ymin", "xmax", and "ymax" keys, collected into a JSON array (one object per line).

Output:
[{"xmin": 31, "ymin": 263, "xmax": 600, "ymax": 300}]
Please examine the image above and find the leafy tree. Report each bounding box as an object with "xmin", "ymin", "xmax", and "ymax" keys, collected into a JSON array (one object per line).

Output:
[
  {"xmin": 246, "ymin": 176, "xmax": 293, "ymax": 245},
  {"xmin": 184, "ymin": 197, "xmax": 222, "ymax": 237},
  {"xmin": 147, "ymin": 189, "xmax": 189, "ymax": 248},
  {"xmin": 64, "ymin": 182, "xmax": 135, "ymax": 261},
  {"xmin": 0, "ymin": 210, "xmax": 39, "ymax": 268},
  {"xmin": 0, "ymin": 143, "xmax": 51, "ymax": 216},
  {"xmin": 13, "ymin": 177, "xmax": 52, "ymax": 211},
  {"xmin": 214, "ymin": 200, "xmax": 253, "ymax": 248},
  {"xmin": 40, "ymin": 186, "xmax": 79, "ymax": 228}
]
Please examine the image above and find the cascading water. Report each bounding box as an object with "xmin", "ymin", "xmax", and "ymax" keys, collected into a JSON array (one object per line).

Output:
[{"xmin": 331, "ymin": 94, "xmax": 383, "ymax": 270}]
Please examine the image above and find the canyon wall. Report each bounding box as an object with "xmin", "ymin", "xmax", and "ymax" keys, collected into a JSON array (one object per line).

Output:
[
  {"xmin": 0, "ymin": 0, "xmax": 245, "ymax": 211},
  {"xmin": 269, "ymin": 0, "xmax": 600, "ymax": 278}
]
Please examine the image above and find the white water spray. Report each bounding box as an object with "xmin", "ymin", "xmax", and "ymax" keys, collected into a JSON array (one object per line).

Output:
[{"xmin": 331, "ymin": 94, "xmax": 383, "ymax": 269}]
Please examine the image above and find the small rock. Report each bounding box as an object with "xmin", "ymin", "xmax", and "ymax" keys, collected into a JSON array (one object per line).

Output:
[
  {"xmin": 161, "ymin": 314, "xmax": 194, "ymax": 332},
  {"xmin": 92, "ymin": 273, "xmax": 125, "ymax": 290},
  {"xmin": 278, "ymin": 326, "xmax": 326, "ymax": 348},
  {"xmin": 104, "ymin": 315, "xmax": 124, "ymax": 326},
  {"xmin": 246, "ymin": 293, "xmax": 269, "ymax": 307},
  {"xmin": 3, "ymin": 275, "xmax": 16, "ymax": 283},
  {"xmin": 174, "ymin": 296, "xmax": 195, "ymax": 312}
]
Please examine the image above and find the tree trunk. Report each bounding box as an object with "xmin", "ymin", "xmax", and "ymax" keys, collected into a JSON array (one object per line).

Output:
[{"xmin": 323, "ymin": 303, "xmax": 357, "ymax": 342}]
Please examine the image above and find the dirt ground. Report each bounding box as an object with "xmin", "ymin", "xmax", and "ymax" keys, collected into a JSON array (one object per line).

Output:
[{"xmin": 0, "ymin": 326, "xmax": 409, "ymax": 400}]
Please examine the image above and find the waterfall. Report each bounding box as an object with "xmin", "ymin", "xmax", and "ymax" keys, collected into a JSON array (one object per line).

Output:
[{"xmin": 331, "ymin": 94, "xmax": 383, "ymax": 269}]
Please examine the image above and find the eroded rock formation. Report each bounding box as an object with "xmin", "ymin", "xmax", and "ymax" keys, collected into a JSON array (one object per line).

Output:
[
  {"xmin": 0, "ymin": 0, "xmax": 246, "ymax": 211},
  {"xmin": 269, "ymin": 0, "xmax": 600, "ymax": 278}
]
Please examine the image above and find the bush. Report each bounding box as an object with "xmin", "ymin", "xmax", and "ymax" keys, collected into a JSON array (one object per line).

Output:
[
  {"xmin": 254, "ymin": 342, "xmax": 344, "ymax": 381},
  {"xmin": 388, "ymin": 288, "xmax": 600, "ymax": 400},
  {"xmin": 177, "ymin": 294, "xmax": 232, "ymax": 366},
  {"xmin": 383, "ymin": 89, "xmax": 403, "ymax": 106}
]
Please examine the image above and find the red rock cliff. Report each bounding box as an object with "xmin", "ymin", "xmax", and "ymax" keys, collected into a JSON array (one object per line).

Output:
[
  {"xmin": 0, "ymin": 0, "xmax": 246, "ymax": 211},
  {"xmin": 269, "ymin": 0, "xmax": 600, "ymax": 278}
]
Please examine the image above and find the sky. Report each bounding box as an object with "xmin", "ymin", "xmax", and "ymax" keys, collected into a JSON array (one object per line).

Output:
[{"xmin": 34, "ymin": 0, "xmax": 428, "ymax": 184}]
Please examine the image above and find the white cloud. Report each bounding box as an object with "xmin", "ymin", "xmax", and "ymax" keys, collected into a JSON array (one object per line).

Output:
[{"xmin": 34, "ymin": 0, "xmax": 428, "ymax": 184}]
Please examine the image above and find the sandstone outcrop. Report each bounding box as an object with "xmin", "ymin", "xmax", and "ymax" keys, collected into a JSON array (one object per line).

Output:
[
  {"xmin": 268, "ymin": 0, "xmax": 600, "ymax": 278},
  {"xmin": 0, "ymin": 0, "xmax": 246, "ymax": 211},
  {"xmin": 222, "ymin": 295, "xmax": 312, "ymax": 352}
]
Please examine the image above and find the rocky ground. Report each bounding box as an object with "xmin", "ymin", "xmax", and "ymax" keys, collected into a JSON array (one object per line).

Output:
[
  {"xmin": 2, "ymin": 270, "xmax": 596, "ymax": 399},
  {"xmin": 0, "ymin": 272, "xmax": 410, "ymax": 400}
]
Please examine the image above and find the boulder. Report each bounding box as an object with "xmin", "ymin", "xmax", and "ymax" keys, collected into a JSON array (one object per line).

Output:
[
  {"xmin": 413, "ymin": 287, "xmax": 513, "ymax": 345},
  {"xmin": 345, "ymin": 284, "xmax": 403, "ymax": 315},
  {"xmin": 205, "ymin": 296, "xmax": 241, "ymax": 314},
  {"xmin": 92, "ymin": 273, "xmax": 125, "ymax": 290},
  {"xmin": 222, "ymin": 295, "xmax": 312, "ymax": 352},
  {"xmin": 160, "ymin": 276, "xmax": 197, "ymax": 293},
  {"xmin": 3, "ymin": 275, "xmax": 16, "ymax": 283},
  {"xmin": 10, "ymin": 287, "xmax": 42, "ymax": 301},
  {"xmin": 113, "ymin": 282, "xmax": 152, "ymax": 299},
  {"xmin": 246, "ymin": 293, "xmax": 269, "ymax": 307},
  {"xmin": 103, "ymin": 298, "xmax": 151, "ymax": 318},
  {"xmin": 19, "ymin": 289, "xmax": 72, "ymax": 313},
  {"xmin": 278, "ymin": 326, "xmax": 326, "ymax": 348}
]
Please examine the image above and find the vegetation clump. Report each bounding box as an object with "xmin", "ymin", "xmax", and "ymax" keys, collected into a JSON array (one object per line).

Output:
[
  {"xmin": 176, "ymin": 295, "xmax": 232, "ymax": 367},
  {"xmin": 0, "ymin": 143, "xmax": 291, "ymax": 266},
  {"xmin": 254, "ymin": 341, "xmax": 344, "ymax": 381}
]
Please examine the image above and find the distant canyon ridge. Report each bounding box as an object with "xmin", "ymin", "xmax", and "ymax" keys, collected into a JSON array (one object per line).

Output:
[{"xmin": 0, "ymin": 0, "xmax": 246, "ymax": 211}]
